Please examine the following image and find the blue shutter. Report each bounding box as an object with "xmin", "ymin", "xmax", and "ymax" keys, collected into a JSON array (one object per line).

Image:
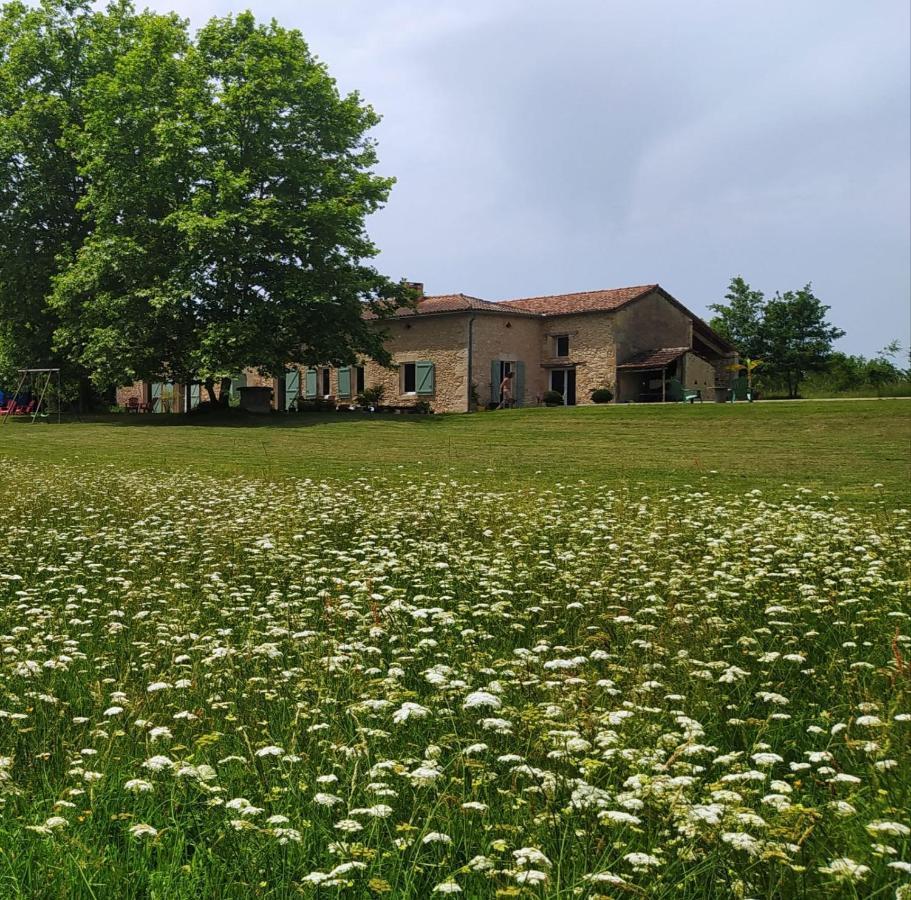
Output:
[
  {"xmin": 304, "ymin": 368, "xmax": 317, "ymax": 399},
  {"xmin": 151, "ymin": 382, "xmax": 163, "ymax": 412},
  {"xmin": 337, "ymin": 366, "xmax": 351, "ymax": 398},
  {"xmin": 189, "ymin": 383, "xmax": 200, "ymax": 409},
  {"xmin": 491, "ymin": 360, "xmax": 500, "ymax": 404},
  {"xmin": 416, "ymin": 360, "xmax": 434, "ymax": 395},
  {"xmin": 285, "ymin": 370, "xmax": 300, "ymax": 410},
  {"xmin": 514, "ymin": 361, "xmax": 525, "ymax": 407}
]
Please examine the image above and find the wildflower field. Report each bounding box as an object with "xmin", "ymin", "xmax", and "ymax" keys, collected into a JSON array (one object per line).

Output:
[{"xmin": 0, "ymin": 403, "xmax": 909, "ymax": 898}]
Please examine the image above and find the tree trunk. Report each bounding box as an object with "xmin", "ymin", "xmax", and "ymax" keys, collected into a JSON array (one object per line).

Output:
[
  {"xmin": 218, "ymin": 376, "xmax": 232, "ymax": 408},
  {"xmin": 77, "ymin": 376, "xmax": 93, "ymax": 413}
]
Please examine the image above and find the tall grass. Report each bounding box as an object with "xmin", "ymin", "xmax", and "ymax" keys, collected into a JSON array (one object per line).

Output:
[{"xmin": 0, "ymin": 462, "xmax": 907, "ymax": 898}]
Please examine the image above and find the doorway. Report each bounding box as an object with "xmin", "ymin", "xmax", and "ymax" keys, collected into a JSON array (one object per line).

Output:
[{"xmin": 549, "ymin": 368, "xmax": 576, "ymax": 405}]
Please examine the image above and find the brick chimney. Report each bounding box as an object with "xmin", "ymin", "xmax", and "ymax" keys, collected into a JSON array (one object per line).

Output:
[{"xmin": 406, "ymin": 281, "xmax": 424, "ymax": 298}]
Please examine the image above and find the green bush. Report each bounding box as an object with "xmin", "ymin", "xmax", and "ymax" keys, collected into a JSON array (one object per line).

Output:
[
  {"xmin": 590, "ymin": 388, "xmax": 613, "ymax": 403},
  {"xmin": 543, "ymin": 390, "xmax": 564, "ymax": 407}
]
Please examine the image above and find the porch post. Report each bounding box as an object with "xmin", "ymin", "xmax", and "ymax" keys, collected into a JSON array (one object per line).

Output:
[{"xmin": 661, "ymin": 367, "xmax": 666, "ymax": 403}]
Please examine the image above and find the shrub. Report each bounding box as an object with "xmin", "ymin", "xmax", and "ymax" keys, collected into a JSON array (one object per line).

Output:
[
  {"xmin": 543, "ymin": 390, "xmax": 564, "ymax": 407},
  {"xmin": 590, "ymin": 388, "xmax": 614, "ymax": 404},
  {"xmin": 357, "ymin": 385, "xmax": 385, "ymax": 407}
]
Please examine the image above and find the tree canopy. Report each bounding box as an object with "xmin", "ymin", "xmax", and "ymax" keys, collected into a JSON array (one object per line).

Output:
[
  {"xmin": 710, "ymin": 277, "xmax": 845, "ymax": 398},
  {"xmin": 0, "ymin": 0, "xmax": 406, "ymax": 400}
]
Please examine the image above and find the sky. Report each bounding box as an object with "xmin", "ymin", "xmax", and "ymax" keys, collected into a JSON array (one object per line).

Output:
[{"xmin": 146, "ymin": 0, "xmax": 910, "ymax": 357}]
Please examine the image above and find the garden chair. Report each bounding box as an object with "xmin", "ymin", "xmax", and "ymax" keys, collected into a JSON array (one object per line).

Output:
[
  {"xmin": 665, "ymin": 378, "xmax": 701, "ymax": 403},
  {"xmin": 728, "ymin": 376, "xmax": 750, "ymax": 402}
]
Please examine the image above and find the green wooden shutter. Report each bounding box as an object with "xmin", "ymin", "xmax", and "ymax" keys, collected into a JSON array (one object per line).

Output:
[
  {"xmin": 189, "ymin": 383, "xmax": 200, "ymax": 409},
  {"xmin": 514, "ymin": 361, "xmax": 525, "ymax": 407},
  {"xmin": 416, "ymin": 360, "xmax": 434, "ymax": 395},
  {"xmin": 337, "ymin": 366, "xmax": 351, "ymax": 398},
  {"xmin": 230, "ymin": 372, "xmax": 247, "ymax": 399},
  {"xmin": 151, "ymin": 382, "xmax": 163, "ymax": 413},
  {"xmin": 284, "ymin": 370, "xmax": 300, "ymax": 410},
  {"xmin": 304, "ymin": 368, "xmax": 317, "ymax": 399},
  {"xmin": 491, "ymin": 360, "xmax": 500, "ymax": 403}
]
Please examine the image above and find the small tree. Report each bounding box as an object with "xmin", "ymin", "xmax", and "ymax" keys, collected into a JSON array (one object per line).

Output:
[
  {"xmin": 709, "ymin": 277, "xmax": 766, "ymax": 360},
  {"xmin": 761, "ymin": 285, "xmax": 844, "ymax": 398}
]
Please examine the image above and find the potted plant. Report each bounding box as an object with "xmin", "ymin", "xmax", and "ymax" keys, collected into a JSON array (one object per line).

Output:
[{"xmin": 356, "ymin": 385, "xmax": 385, "ymax": 410}]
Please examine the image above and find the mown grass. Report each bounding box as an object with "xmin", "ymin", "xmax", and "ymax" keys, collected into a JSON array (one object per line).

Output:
[{"xmin": 1, "ymin": 399, "xmax": 909, "ymax": 502}]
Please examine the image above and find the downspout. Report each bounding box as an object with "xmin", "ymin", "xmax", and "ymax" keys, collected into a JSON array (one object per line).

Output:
[{"xmin": 466, "ymin": 315, "xmax": 476, "ymax": 413}]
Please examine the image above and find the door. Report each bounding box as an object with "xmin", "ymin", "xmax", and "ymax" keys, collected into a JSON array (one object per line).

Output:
[{"xmin": 550, "ymin": 369, "xmax": 576, "ymax": 405}]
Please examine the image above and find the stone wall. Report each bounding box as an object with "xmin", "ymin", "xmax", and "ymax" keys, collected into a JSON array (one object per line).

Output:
[
  {"xmin": 363, "ymin": 314, "xmax": 471, "ymax": 413},
  {"xmin": 681, "ymin": 353, "xmax": 717, "ymax": 394},
  {"xmin": 115, "ymin": 383, "xmax": 146, "ymax": 408},
  {"xmin": 614, "ymin": 291, "xmax": 692, "ymax": 362},
  {"xmin": 540, "ymin": 312, "xmax": 617, "ymax": 405},
  {"xmin": 471, "ymin": 313, "xmax": 544, "ymax": 407}
]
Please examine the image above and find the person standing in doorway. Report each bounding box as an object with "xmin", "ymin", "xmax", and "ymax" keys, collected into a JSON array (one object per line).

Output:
[{"xmin": 497, "ymin": 371, "xmax": 515, "ymax": 409}]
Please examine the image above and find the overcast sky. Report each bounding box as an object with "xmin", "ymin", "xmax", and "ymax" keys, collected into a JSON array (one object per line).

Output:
[{"xmin": 150, "ymin": 0, "xmax": 909, "ymax": 356}]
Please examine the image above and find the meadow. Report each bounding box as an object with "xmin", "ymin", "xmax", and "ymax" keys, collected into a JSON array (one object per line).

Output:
[{"xmin": 0, "ymin": 401, "xmax": 908, "ymax": 898}]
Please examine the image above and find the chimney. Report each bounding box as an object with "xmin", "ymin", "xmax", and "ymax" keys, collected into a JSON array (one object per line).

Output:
[{"xmin": 406, "ymin": 281, "xmax": 424, "ymax": 299}]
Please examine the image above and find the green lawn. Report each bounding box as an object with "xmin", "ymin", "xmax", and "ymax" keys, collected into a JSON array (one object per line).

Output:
[{"xmin": 1, "ymin": 399, "xmax": 909, "ymax": 501}]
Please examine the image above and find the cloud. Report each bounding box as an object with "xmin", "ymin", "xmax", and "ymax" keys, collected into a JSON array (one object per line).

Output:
[{"xmin": 128, "ymin": 0, "xmax": 911, "ymax": 353}]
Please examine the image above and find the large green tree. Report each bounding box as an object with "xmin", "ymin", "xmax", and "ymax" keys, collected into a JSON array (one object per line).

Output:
[
  {"xmin": 50, "ymin": 10, "xmax": 406, "ymax": 402},
  {"xmin": 0, "ymin": 0, "xmax": 134, "ymax": 398},
  {"xmin": 2, "ymin": 1, "xmax": 406, "ymax": 403}
]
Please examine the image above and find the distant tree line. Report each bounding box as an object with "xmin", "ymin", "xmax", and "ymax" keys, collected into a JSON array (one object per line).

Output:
[
  {"xmin": 0, "ymin": 0, "xmax": 408, "ymax": 408},
  {"xmin": 709, "ymin": 277, "xmax": 908, "ymax": 399}
]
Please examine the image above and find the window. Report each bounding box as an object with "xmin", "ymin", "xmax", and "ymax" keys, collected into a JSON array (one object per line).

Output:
[
  {"xmin": 402, "ymin": 362, "xmax": 417, "ymax": 393},
  {"xmin": 355, "ymin": 365, "xmax": 365, "ymax": 395},
  {"xmin": 321, "ymin": 367, "xmax": 331, "ymax": 396},
  {"xmin": 554, "ymin": 334, "xmax": 570, "ymax": 357},
  {"xmin": 402, "ymin": 361, "xmax": 435, "ymax": 395}
]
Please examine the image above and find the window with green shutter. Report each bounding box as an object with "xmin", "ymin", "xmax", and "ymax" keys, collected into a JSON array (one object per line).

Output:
[
  {"xmin": 416, "ymin": 360, "xmax": 434, "ymax": 395},
  {"xmin": 150, "ymin": 382, "xmax": 163, "ymax": 413},
  {"xmin": 304, "ymin": 368, "xmax": 317, "ymax": 399},
  {"xmin": 285, "ymin": 369, "xmax": 300, "ymax": 410},
  {"xmin": 337, "ymin": 366, "xmax": 351, "ymax": 398},
  {"xmin": 514, "ymin": 360, "xmax": 525, "ymax": 407}
]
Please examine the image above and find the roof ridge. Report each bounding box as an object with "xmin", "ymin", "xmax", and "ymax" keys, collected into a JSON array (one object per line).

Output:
[{"xmin": 498, "ymin": 284, "xmax": 658, "ymax": 304}]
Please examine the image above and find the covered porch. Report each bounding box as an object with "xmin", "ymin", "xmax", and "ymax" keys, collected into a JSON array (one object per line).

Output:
[{"xmin": 616, "ymin": 347, "xmax": 718, "ymax": 403}]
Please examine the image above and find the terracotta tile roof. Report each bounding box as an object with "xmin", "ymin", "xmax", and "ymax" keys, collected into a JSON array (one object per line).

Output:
[
  {"xmin": 495, "ymin": 284, "xmax": 658, "ymax": 315},
  {"xmin": 368, "ymin": 293, "xmax": 538, "ymax": 318},
  {"xmin": 616, "ymin": 347, "xmax": 691, "ymax": 369},
  {"xmin": 364, "ymin": 284, "xmax": 736, "ymax": 353}
]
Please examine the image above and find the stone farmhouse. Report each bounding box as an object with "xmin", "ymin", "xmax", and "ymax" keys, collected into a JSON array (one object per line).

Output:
[{"xmin": 116, "ymin": 283, "xmax": 737, "ymax": 414}]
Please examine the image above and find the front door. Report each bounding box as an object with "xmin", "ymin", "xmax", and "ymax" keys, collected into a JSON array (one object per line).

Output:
[{"xmin": 550, "ymin": 368, "xmax": 576, "ymax": 405}]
